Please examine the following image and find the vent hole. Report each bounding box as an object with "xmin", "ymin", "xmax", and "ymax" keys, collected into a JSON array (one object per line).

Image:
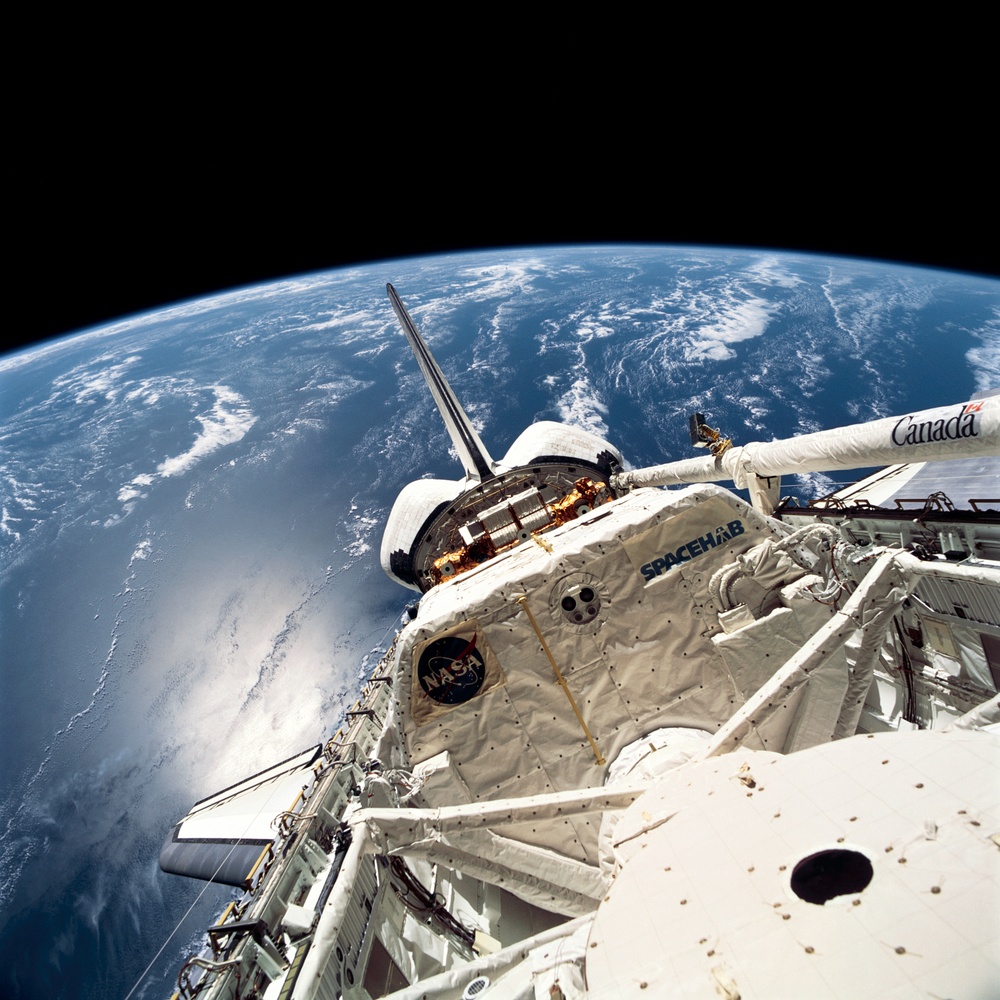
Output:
[
  {"xmin": 463, "ymin": 975, "xmax": 491, "ymax": 998},
  {"xmin": 790, "ymin": 849, "xmax": 873, "ymax": 905}
]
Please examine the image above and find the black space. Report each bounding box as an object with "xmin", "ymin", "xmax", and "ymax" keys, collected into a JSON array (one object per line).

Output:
[
  {"xmin": 11, "ymin": 26, "xmax": 999, "ymax": 360},
  {"xmin": 12, "ymin": 127, "xmax": 999, "ymax": 357}
]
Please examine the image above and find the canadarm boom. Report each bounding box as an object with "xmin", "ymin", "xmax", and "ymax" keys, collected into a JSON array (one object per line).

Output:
[{"xmin": 612, "ymin": 394, "xmax": 1000, "ymax": 491}]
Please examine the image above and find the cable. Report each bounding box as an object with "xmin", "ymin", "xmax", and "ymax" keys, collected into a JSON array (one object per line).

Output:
[
  {"xmin": 124, "ymin": 858, "xmax": 238, "ymax": 998},
  {"xmin": 892, "ymin": 615, "xmax": 919, "ymax": 724},
  {"xmin": 123, "ymin": 784, "xmax": 286, "ymax": 1000},
  {"xmin": 128, "ymin": 612, "xmax": 404, "ymax": 999},
  {"xmin": 388, "ymin": 856, "xmax": 476, "ymax": 948}
]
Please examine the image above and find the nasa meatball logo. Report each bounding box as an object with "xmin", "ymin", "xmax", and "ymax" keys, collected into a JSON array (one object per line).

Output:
[{"xmin": 417, "ymin": 633, "xmax": 487, "ymax": 705}]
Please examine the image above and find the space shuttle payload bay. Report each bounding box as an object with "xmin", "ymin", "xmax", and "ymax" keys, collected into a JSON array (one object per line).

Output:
[{"xmin": 157, "ymin": 284, "xmax": 1000, "ymax": 1000}]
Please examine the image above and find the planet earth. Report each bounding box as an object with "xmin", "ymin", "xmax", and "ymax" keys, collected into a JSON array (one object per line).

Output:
[{"xmin": 1, "ymin": 247, "xmax": 998, "ymax": 999}]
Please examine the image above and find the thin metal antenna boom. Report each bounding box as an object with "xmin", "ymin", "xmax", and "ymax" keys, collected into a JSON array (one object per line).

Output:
[{"xmin": 387, "ymin": 284, "xmax": 497, "ymax": 482}]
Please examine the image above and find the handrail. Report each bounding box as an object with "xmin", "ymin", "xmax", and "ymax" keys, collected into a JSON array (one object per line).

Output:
[
  {"xmin": 243, "ymin": 843, "xmax": 274, "ymax": 892},
  {"xmin": 516, "ymin": 595, "xmax": 606, "ymax": 766}
]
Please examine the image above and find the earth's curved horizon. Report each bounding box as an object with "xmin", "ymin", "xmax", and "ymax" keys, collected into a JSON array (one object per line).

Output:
[{"xmin": 1, "ymin": 245, "xmax": 998, "ymax": 999}]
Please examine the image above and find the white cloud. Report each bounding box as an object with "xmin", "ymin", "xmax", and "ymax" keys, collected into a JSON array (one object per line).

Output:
[
  {"xmin": 681, "ymin": 295, "xmax": 776, "ymax": 362},
  {"xmin": 156, "ymin": 386, "xmax": 256, "ymax": 478},
  {"xmin": 966, "ymin": 307, "xmax": 1000, "ymax": 394},
  {"xmin": 556, "ymin": 377, "xmax": 610, "ymax": 437}
]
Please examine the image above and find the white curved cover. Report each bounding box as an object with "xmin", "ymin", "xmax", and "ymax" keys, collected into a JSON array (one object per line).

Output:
[
  {"xmin": 500, "ymin": 420, "xmax": 622, "ymax": 471},
  {"xmin": 380, "ymin": 477, "xmax": 466, "ymax": 580}
]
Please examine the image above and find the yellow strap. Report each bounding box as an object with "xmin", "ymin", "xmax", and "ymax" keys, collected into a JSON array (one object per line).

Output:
[{"xmin": 516, "ymin": 596, "xmax": 606, "ymax": 766}]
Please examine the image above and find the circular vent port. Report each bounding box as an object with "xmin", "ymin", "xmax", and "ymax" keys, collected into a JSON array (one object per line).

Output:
[
  {"xmin": 561, "ymin": 586, "xmax": 599, "ymax": 624},
  {"xmin": 463, "ymin": 975, "xmax": 490, "ymax": 998},
  {"xmin": 549, "ymin": 573, "xmax": 610, "ymax": 632},
  {"xmin": 790, "ymin": 848, "xmax": 873, "ymax": 904}
]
